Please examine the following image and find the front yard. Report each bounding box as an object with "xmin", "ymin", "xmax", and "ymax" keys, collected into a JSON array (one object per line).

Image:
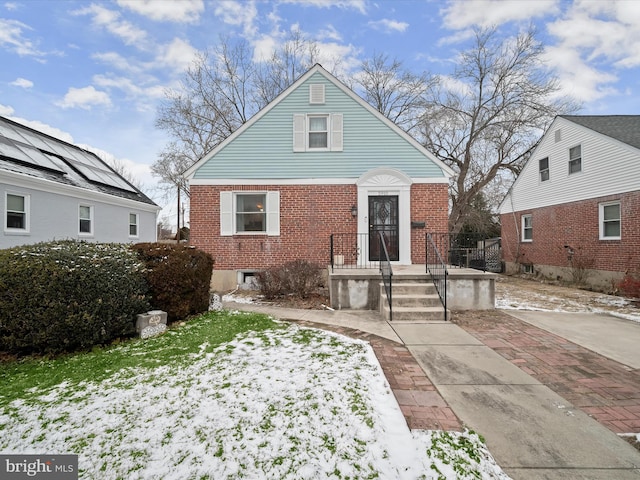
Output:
[{"xmin": 0, "ymin": 310, "xmax": 508, "ymax": 479}]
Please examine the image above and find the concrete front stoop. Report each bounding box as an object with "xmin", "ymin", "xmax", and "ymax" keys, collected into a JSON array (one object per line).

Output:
[{"xmin": 380, "ymin": 281, "xmax": 447, "ymax": 322}]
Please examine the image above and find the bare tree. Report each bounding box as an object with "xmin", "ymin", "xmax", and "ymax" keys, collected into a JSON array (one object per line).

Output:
[
  {"xmin": 154, "ymin": 38, "xmax": 259, "ymax": 198},
  {"xmin": 420, "ymin": 27, "xmax": 578, "ymax": 234},
  {"xmin": 154, "ymin": 32, "xmax": 342, "ymax": 198},
  {"xmin": 353, "ymin": 53, "xmax": 433, "ymax": 134}
]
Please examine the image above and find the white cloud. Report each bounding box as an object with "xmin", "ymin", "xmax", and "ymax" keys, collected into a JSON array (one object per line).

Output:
[
  {"xmin": 156, "ymin": 37, "xmax": 198, "ymax": 71},
  {"xmin": 543, "ymin": 45, "xmax": 618, "ymax": 102},
  {"xmin": 0, "ymin": 104, "xmax": 15, "ymax": 116},
  {"xmin": 73, "ymin": 4, "xmax": 148, "ymax": 47},
  {"xmin": 368, "ymin": 18, "xmax": 409, "ymax": 33},
  {"xmin": 56, "ymin": 86, "xmax": 112, "ymax": 110},
  {"xmin": 93, "ymin": 74, "xmax": 165, "ymax": 101},
  {"xmin": 10, "ymin": 77, "xmax": 33, "ymax": 89},
  {"xmin": 0, "ymin": 18, "xmax": 45, "ymax": 57},
  {"xmin": 280, "ymin": 0, "xmax": 366, "ymax": 14},
  {"xmin": 543, "ymin": 0, "xmax": 640, "ymax": 102},
  {"xmin": 4, "ymin": 2, "xmax": 19, "ymax": 11},
  {"xmin": 441, "ymin": 0, "xmax": 558, "ymax": 30},
  {"xmin": 92, "ymin": 51, "xmax": 141, "ymax": 73},
  {"xmin": 214, "ymin": 0, "xmax": 258, "ymax": 38},
  {"xmin": 116, "ymin": 0, "xmax": 204, "ymax": 23},
  {"xmin": 317, "ymin": 24, "xmax": 342, "ymax": 42}
]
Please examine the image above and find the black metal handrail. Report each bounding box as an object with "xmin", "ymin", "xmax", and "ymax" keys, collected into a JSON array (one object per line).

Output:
[
  {"xmin": 330, "ymin": 233, "xmax": 373, "ymax": 271},
  {"xmin": 426, "ymin": 232, "xmax": 448, "ymax": 321},
  {"xmin": 378, "ymin": 231, "xmax": 393, "ymax": 322},
  {"xmin": 426, "ymin": 233, "xmax": 502, "ymax": 273}
]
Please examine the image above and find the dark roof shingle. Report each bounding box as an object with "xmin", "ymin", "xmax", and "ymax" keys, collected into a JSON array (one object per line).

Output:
[{"xmin": 560, "ymin": 115, "xmax": 640, "ymax": 150}]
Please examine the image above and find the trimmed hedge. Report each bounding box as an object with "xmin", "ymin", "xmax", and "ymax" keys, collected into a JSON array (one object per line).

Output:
[
  {"xmin": 0, "ymin": 241, "xmax": 151, "ymax": 355},
  {"xmin": 131, "ymin": 243, "xmax": 214, "ymax": 322}
]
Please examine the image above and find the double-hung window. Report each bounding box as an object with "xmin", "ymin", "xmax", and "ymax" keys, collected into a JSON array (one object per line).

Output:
[
  {"xmin": 79, "ymin": 205, "xmax": 93, "ymax": 235},
  {"xmin": 539, "ymin": 157, "xmax": 549, "ymax": 182},
  {"xmin": 308, "ymin": 115, "xmax": 328, "ymax": 149},
  {"xmin": 5, "ymin": 193, "xmax": 29, "ymax": 232},
  {"xmin": 220, "ymin": 191, "xmax": 280, "ymax": 236},
  {"xmin": 293, "ymin": 113, "xmax": 343, "ymax": 152},
  {"xmin": 236, "ymin": 193, "xmax": 266, "ymax": 233},
  {"xmin": 599, "ymin": 202, "xmax": 621, "ymax": 240},
  {"xmin": 129, "ymin": 213, "xmax": 139, "ymax": 237},
  {"xmin": 569, "ymin": 145, "xmax": 582, "ymax": 174},
  {"xmin": 521, "ymin": 214, "xmax": 532, "ymax": 242}
]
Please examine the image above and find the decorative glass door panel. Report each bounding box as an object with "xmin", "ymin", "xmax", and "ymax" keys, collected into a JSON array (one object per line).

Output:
[{"xmin": 368, "ymin": 195, "xmax": 399, "ymax": 261}]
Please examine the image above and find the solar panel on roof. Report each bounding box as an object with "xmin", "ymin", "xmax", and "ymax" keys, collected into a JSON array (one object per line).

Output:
[
  {"xmin": 16, "ymin": 128, "xmax": 57, "ymax": 152},
  {"xmin": 0, "ymin": 137, "xmax": 66, "ymax": 173},
  {"xmin": 71, "ymin": 161, "xmax": 137, "ymax": 192},
  {"xmin": 1, "ymin": 118, "xmax": 139, "ymax": 193},
  {"xmin": 0, "ymin": 123, "xmax": 29, "ymax": 144}
]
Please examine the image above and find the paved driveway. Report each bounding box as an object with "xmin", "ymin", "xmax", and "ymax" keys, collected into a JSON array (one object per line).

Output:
[{"xmin": 506, "ymin": 310, "xmax": 640, "ymax": 370}]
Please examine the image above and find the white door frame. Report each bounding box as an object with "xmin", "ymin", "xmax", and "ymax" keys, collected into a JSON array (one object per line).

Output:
[{"xmin": 356, "ymin": 167, "xmax": 412, "ymax": 265}]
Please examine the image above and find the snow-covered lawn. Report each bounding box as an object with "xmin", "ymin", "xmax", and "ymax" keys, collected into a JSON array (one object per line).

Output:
[{"xmin": 0, "ymin": 311, "xmax": 509, "ymax": 479}]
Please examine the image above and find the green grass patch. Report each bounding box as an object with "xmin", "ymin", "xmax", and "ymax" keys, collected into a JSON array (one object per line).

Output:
[{"xmin": 0, "ymin": 311, "xmax": 281, "ymax": 406}]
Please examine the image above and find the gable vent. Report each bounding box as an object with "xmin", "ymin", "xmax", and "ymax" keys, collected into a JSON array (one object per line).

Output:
[
  {"xmin": 555, "ymin": 129, "xmax": 561, "ymax": 143},
  {"xmin": 309, "ymin": 84, "xmax": 325, "ymax": 104}
]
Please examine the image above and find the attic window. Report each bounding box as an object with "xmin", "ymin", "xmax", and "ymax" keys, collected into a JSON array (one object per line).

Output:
[
  {"xmin": 555, "ymin": 129, "xmax": 561, "ymax": 143},
  {"xmin": 569, "ymin": 145, "xmax": 582, "ymax": 174},
  {"xmin": 539, "ymin": 157, "xmax": 549, "ymax": 182},
  {"xmin": 309, "ymin": 84, "xmax": 325, "ymax": 104},
  {"xmin": 293, "ymin": 113, "xmax": 343, "ymax": 152}
]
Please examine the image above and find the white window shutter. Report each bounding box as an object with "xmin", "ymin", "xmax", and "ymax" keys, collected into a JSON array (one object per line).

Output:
[
  {"xmin": 220, "ymin": 191, "xmax": 233, "ymax": 236},
  {"xmin": 293, "ymin": 114, "xmax": 306, "ymax": 152},
  {"xmin": 309, "ymin": 84, "xmax": 325, "ymax": 104},
  {"xmin": 331, "ymin": 113, "xmax": 343, "ymax": 152},
  {"xmin": 266, "ymin": 191, "xmax": 280, "ymax": 236}
]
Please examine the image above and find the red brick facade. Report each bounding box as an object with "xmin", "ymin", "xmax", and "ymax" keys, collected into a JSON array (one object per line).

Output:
[
  {"xmin": 190, "ymin": 183, "xmax": 449, "ymax": 269},
  {"xmin": 410, "ymin": 183, "xmax": 449, "ymax": 263},
  {"xmin": 500, "ymin": 190, "xmax": 640, "ymax": 274}
]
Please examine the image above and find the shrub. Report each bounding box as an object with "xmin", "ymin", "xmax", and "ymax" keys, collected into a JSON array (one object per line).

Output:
[
  {"xmin": 132, "ymin": 243, "xmax": 214, "ymax": 322},
  {"xmin": 256, "ymin": 260, "xmax": 322, "ymax": 299},
  {"xmin": 618, "ymin": 273, "xmax": 640, "ymax": 299},
  {"xmin": 0, "ymin": 241, "xmax": 151, "ymax": 355}
]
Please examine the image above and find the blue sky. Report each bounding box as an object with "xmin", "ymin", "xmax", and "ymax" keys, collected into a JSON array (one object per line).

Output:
[{"xmin": 2, "ymin": 0, "xmax": 640, "ymax": 224}]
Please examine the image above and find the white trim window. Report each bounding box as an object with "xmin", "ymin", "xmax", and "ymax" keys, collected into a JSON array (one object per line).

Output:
[
  {"xmin": 308, "ymin": 115, "xmax": 329, "ymax": 149},
  {"xmin": 129, "ymin": 213, "xmax": 139, "ymax": 237},
  {"xmin": 539, "ymin": 157, "xmax": 549, "ymax": 182},
  {"xmin": 293, "ymin": 113, "xmax": 343, "ymax": 152},
  {"xmin": 79, "ymin": 204, "xmax": 93, "ymax": 235},
  {"xmin": 521, "ymin": 214, "xmax": 532, "ymax": 242},
  {"xmin": 569, "ymin": 145, "xmax": 582, "ymax": 174},
  {"xmin": 599, "ymin": 201, "xmax": 621, "ymax": 240},
  {"xmin": 220, "ymin": 191, "xmax": 280, "ymax": 236},
  {"xmin": 5, "ymin": 192, "xmax": 29, "ymax": 233}
]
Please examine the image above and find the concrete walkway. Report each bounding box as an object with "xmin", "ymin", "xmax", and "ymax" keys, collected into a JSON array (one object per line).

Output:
[{"xmin": 225, "ymin": 301, "xmax": 640, "ymax": 479}]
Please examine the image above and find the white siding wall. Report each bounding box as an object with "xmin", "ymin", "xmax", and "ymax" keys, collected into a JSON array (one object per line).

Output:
[
  {"xmin": 501, "ymin": 117, "xmax": 640, "ymax": 214},
  {"xmin": 1, "ymin": 180, "xmax": 157, "ymax": 248}
]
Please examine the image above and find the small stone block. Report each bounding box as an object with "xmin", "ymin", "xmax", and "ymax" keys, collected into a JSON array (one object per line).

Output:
[{"xmin": 136, "ymin": 310, "xmax": 168, "ymax": 336}]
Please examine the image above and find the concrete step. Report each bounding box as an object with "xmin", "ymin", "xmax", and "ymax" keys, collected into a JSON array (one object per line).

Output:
[
  {"xmin": 392, "ymin": 293, "xmax": 442, "ymax": 308},
  {"xmin": 380, "ymin": 281, "xmax": 437, "ymax": 296},
  {"xmin": 381, "ymin": 304, "xmax": 446, "ymax": 322}
]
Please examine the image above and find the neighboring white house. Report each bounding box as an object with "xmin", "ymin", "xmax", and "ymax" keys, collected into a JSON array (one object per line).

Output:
[
  {"xmin": 500, "ymin": 115, "xmax": 640, "ymax": 289},
  {"xmin": 1, "ymin": 115, "xmax": 160, "ymax": 248}
]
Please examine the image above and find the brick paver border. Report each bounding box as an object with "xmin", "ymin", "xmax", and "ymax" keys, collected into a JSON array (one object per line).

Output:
[{"xmin": 453, "ymin": 310, "xmax": 640, "ymax": 434}]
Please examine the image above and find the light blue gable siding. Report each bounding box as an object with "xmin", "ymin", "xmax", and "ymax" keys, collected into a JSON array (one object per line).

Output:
[{"xmin": 192, "ymin": 72, "xmax": 445, "ymax": 179}]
